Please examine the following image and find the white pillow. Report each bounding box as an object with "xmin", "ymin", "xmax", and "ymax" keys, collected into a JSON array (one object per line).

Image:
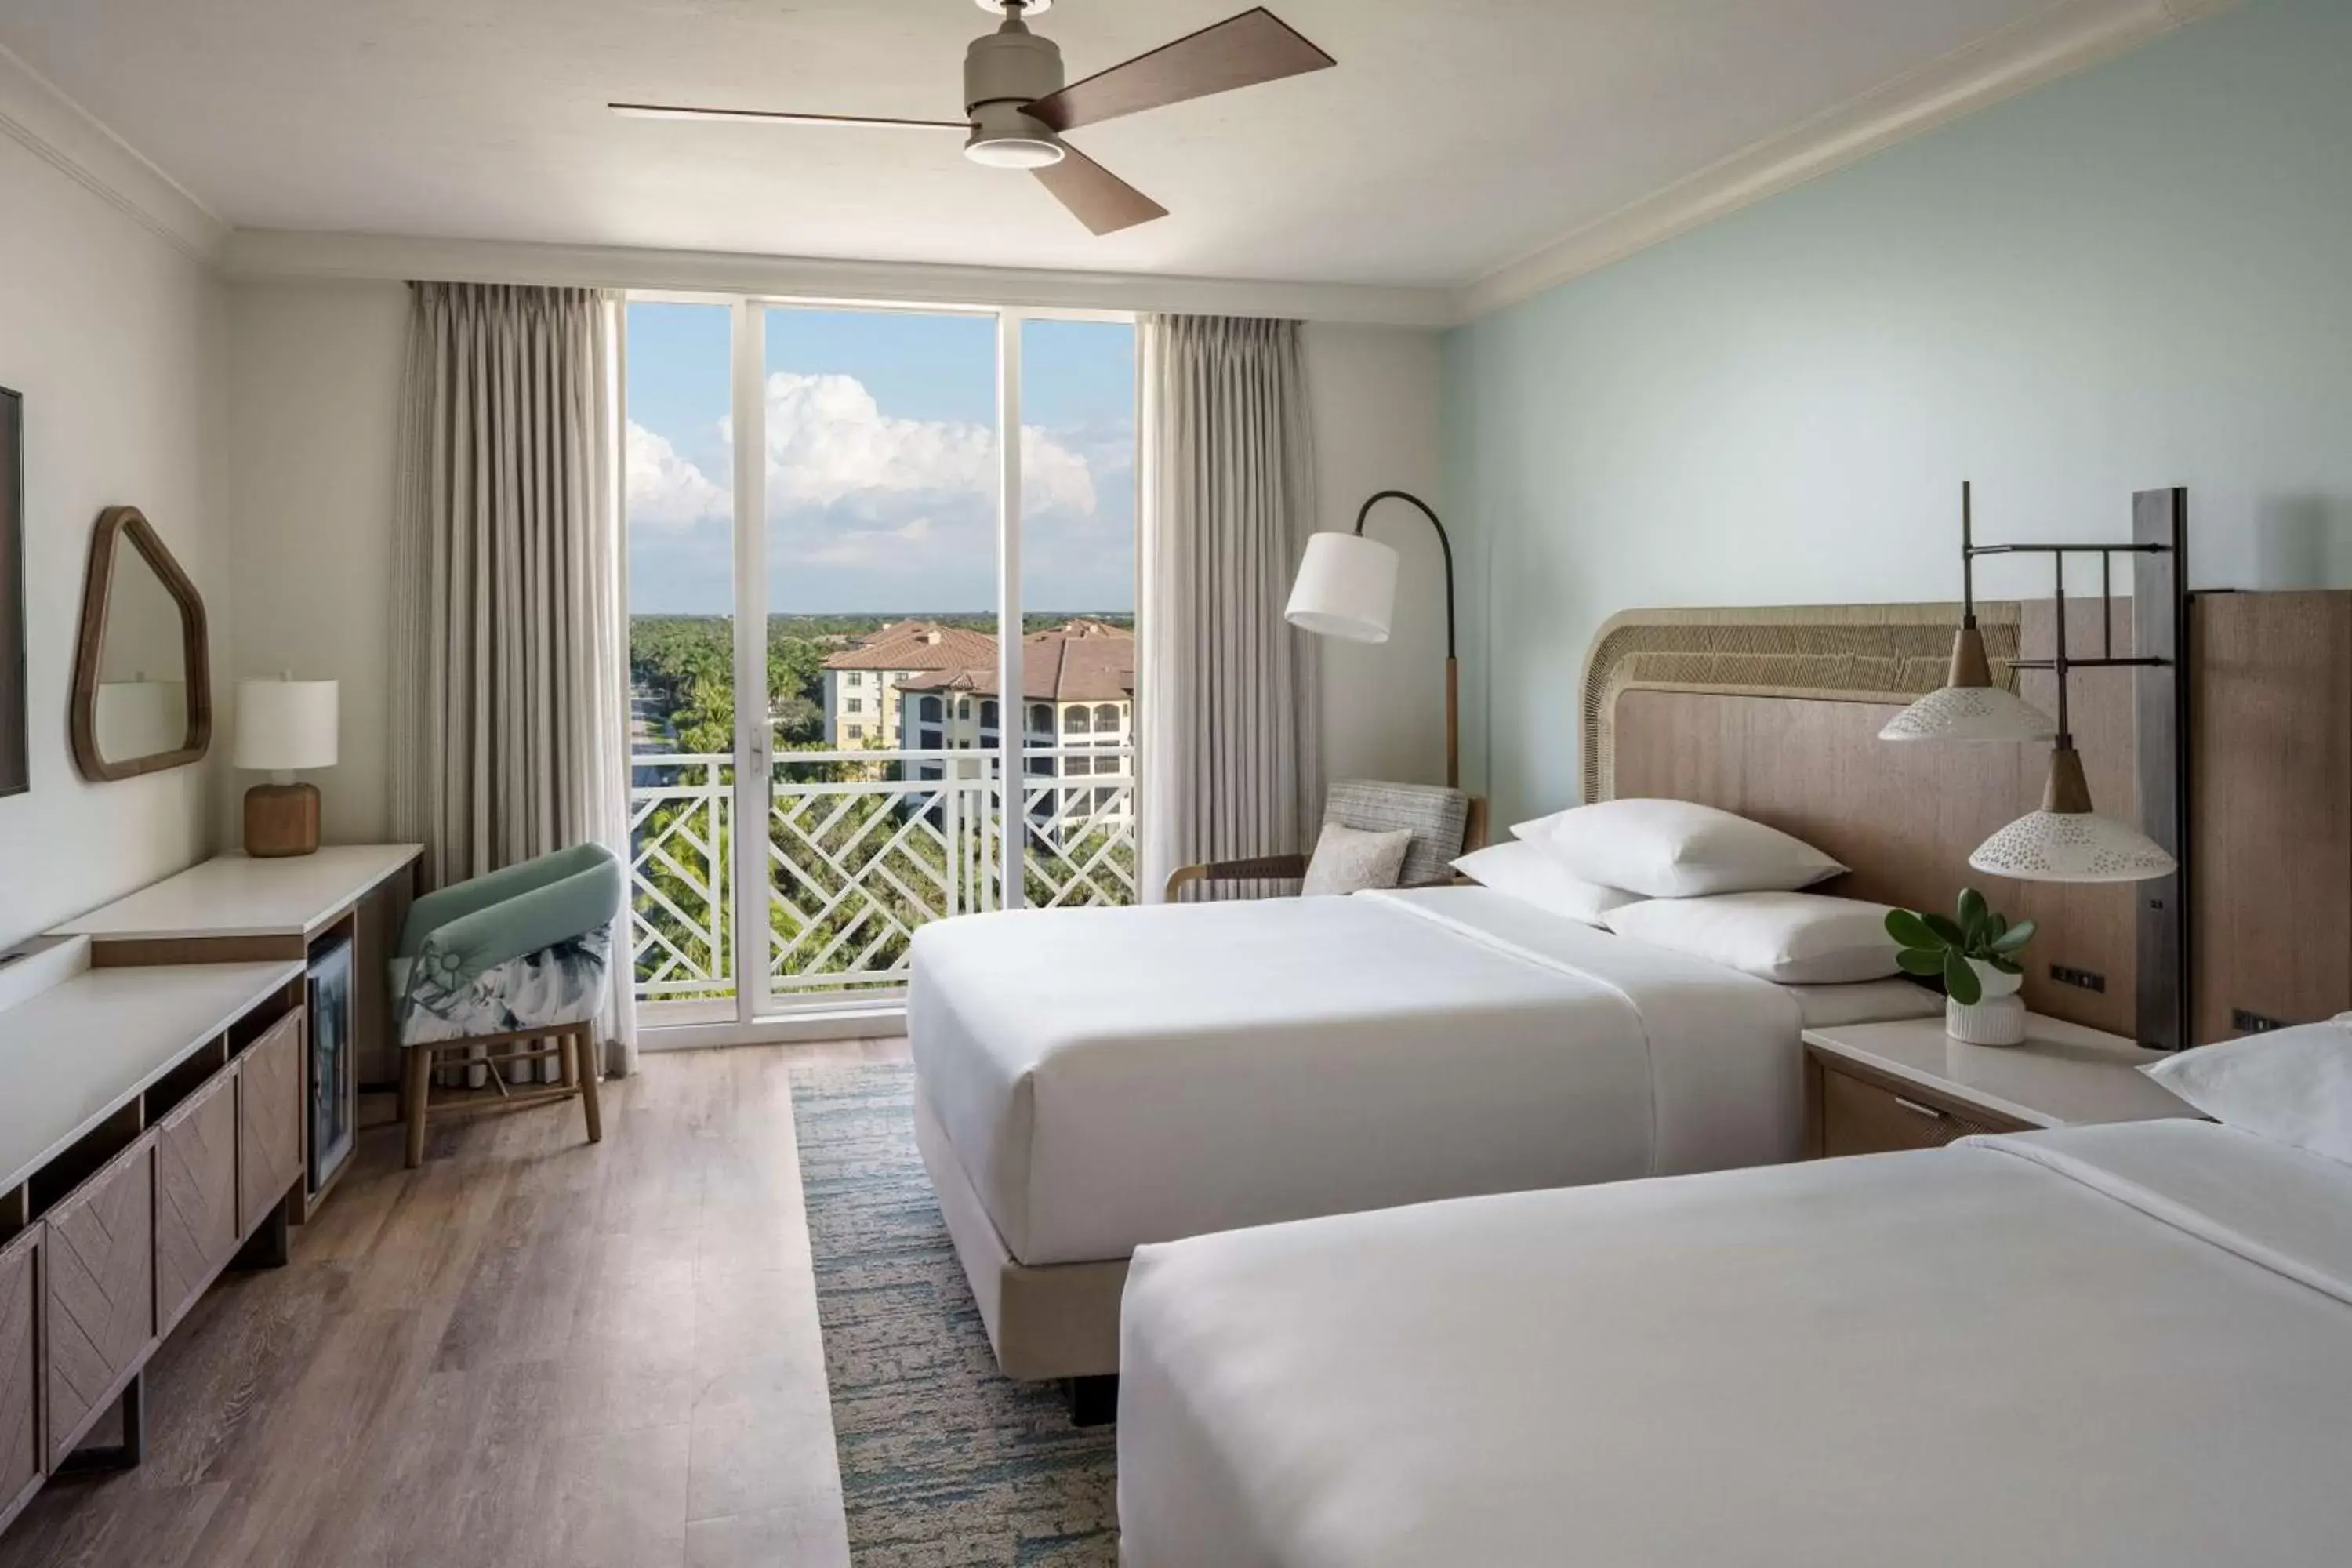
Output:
[
  {"xmin": 1452, "ymin": 840, "xmax": 1639, "ymax": 927},
  {"xmin": 1602, "ymin": 892, "xmax": 1901, "ymax": 984},
  {"xmin": 1509, "ymin": 809, "xmax": 1569, "ymax": 844},
  {"xmin": 1300, "ymin": 821, "xmax": 1414, "ymax": 896},
  {"xmin": 1543, "ymin": 799, "xmax": 1846, "ymax": 898},
  {"xmin": 2141, "ymin": 1018, "xmax": 2352, "ymax": 1164}
]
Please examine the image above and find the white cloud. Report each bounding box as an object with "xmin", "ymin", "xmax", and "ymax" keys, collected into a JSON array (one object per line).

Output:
[
  {"xmin": 628, "ymin": 369, "xmax": 1112, "ymax": 592},
  {"xmin": 796, "ymin": 516, "xmax": 940, "ymax": 571},
  {"xmin": 761, "ymin": 372, "xmax": 1097, "ymax": 519},
  {"xmin": 626, "ymin": 420, "xmax": 728, "ymax": 528}
]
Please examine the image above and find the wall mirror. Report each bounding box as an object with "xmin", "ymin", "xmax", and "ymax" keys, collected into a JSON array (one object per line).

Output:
[{"xmin": 70, "ymin": 505, "xmax": 211, "ymax": 780}]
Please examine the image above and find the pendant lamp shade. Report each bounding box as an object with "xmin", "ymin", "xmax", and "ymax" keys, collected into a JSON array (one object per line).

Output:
[
  {"xmin": 1969, "ymin": 810, "xmax": 2178, "ymax": 883},
  {"xmin": 1286, "ymin": 531, "xmax": 1399, "ymax": 644},
  {"xmin": 1878, "ymin": 624, "xmax": 2056, "ymax": 742},
  {"xmin": 1967, "ymin": 747, "xmax": 2176, "ymax": 883},
  {"xmin": 1879, "ymin": 682, "xmax": 2057, "ymax": 742}
]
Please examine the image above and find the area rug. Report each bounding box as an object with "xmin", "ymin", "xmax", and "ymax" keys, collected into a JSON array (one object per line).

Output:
[{"xmin": 791, "ymin": 1061, "xmax": 1118, "ymax": 1566}]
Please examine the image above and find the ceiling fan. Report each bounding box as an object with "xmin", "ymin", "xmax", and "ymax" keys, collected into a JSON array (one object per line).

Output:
[{"xmin": 611, "ymin": 1, "xmax": 1336, "ymax": 236}]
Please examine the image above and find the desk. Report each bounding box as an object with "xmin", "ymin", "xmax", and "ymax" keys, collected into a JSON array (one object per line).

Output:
[{"xmin": 52, "ymin": 845, "xmax": 423, "ymax": 1218}]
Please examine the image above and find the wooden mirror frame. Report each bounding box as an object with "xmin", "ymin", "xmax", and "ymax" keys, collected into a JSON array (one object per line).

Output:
[{"xmin": 69, "ymin": 505, "xmax": 212, "ymax": 781}]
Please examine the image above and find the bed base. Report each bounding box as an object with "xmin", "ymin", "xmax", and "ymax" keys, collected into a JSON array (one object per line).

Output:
[
  {"xmin": 913, "ymin": 1082, "xmax": 1131, "ymax": 1386},
  {"xmin": 1065, "ymin": 1374, "xmax": 1120, "ymax": 1427}
]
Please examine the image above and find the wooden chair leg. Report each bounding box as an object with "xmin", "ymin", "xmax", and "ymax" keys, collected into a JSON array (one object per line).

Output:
[
  {"xmin": 403, "ymin": 1046, "xmax": 434, "ymax": 1169},
  {"xmin": 575, "ymin": 1030, "xmax": 604, "ymax": 1146},
  {"xmin": 560, "ymin": 1029, "xmax": 579, "ymax": 1090}
]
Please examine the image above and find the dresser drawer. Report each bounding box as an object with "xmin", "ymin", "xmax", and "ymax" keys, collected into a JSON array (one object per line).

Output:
[
  {"xmin": 1, "ymin": 1227, "xmax": 39, "ymax": 1525},
  {"xmin": 1818, "ymin": 1063, "xmax": 2028, "ymax": 1157},
  {"xmin": 239, "ymin": 1010, "xmax": 305, "ymax": 1232},
  {"xmin": 155, "ymin": 1065, "xmax": 242, "ymax": 1334},
  {"xmin": 43, "ymin": 1134, "xmax": 156, "ymax": 1467}
]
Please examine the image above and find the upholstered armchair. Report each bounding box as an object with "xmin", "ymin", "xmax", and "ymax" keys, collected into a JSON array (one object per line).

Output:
[
  {"xmin": 1163, "ymin": 779, "xmax": 1487, "ymax": 902},
  {"xmin": 393, "ymin": 841, "xmax": 623, "ymax": 1167}
]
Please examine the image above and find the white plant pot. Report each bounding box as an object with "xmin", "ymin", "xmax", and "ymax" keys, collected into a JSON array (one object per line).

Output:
[{"xmin": 1947, "ymin": 960, "xmax": 2026, "ymax": 1045}]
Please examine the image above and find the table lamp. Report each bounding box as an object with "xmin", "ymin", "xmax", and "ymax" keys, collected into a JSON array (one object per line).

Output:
[{"xmin": 236, "ymin": 676, "xmax": 338, "ymax": 857}]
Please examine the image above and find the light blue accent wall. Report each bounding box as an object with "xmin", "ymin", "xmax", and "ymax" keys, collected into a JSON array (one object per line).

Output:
[{"xmin": 1445, "ymin": 0, "xmax": 2352, "ymax": 824}]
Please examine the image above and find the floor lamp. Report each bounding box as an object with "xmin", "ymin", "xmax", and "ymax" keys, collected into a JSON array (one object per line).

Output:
[{"xmin": 1285, "ymin": 489, "xmax": 1460, "ymax": 789}]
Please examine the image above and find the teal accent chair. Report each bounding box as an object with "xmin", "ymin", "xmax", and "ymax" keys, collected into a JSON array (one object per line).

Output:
[{"xmin": 394, "ymin": 842, "xmax": 624, "ymax": 1167}]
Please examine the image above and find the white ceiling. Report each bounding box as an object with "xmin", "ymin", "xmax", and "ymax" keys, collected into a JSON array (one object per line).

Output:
[{"xmin": 1, "ymin": 0, "xmax": 2065, "ymax": 288}]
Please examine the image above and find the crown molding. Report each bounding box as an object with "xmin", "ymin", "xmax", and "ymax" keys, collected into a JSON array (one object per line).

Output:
[
  {"xmin": 1454, "ymin": 0, "xmax": 2243, "ymax": 322},
  {"xmin": 0, "ymin": 42, "xmax": 227, "ymax": 262},
  {"xmin": 220, "ymin": 228, "xmax": 1457, "ymax": 328}
]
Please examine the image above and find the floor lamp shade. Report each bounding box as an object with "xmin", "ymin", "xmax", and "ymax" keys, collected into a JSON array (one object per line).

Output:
[
  {"xmin": 234, "ymin": 679, "xmax": 339, "ymax": 771},
  {"xmin": 235, "ymin": 677, "xmax": 337, "ymax": 858},
  {"xmin": 1286, "ymin": 531, "xmax": 1399, "ymax": 644}
]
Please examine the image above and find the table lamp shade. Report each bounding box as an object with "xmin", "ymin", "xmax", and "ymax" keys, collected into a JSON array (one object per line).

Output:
[
  {"xmin": 1286, "ymin": 531, "xmax": 1399, "ymax": 644},
  {"xmin": 234, "ymin": 678, "xmax": 339, "ymax": 771}
]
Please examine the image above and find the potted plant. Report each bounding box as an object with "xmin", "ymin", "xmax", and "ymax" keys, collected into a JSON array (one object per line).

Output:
[{"xmin": 1886, "ymin": 889, "xmax": 2036, "ymax": 1046}]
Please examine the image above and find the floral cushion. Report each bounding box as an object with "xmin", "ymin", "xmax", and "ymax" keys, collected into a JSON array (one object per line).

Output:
[{"xmin": 396, "ymin": 925, "xmax": 612, "ymax": 1047}]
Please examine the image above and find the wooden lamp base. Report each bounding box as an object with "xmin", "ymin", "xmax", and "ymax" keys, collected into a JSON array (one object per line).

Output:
[{"xmin": 244, "ymin": 782, "xmax": 321, "ymax": 858}]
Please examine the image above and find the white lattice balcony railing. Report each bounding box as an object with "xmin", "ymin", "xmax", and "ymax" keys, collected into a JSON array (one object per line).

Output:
[{"xmin": 628, "ymin": 745, "xmax": 1137, "ymax": 1014}]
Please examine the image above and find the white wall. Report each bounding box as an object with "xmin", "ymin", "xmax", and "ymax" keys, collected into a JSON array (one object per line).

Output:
[
  {"xmin": 223, "ymin": 279, "xmax": 409, "ymax": 843},
  {"xmin": 0, "ymin": 133, "xmax": 226, "ymax": 949},
  {"xmin": 1447, "ymin": 0, "xmax": 2352, "ymax": 824},
  {"xmin": 1303, "ymin": 323, "xmax": 1447, "ymax": 790}
]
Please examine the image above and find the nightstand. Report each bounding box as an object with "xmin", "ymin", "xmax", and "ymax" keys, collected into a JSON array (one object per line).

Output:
[{"xmin": 1802, "ymin": 1013, "xmax": 2198, "ymax": 1159}]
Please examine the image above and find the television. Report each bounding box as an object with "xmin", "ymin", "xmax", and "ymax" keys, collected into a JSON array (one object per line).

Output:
[{"xmin": 1, "ymin": 387, "xmax": 23, "ymax": 797}]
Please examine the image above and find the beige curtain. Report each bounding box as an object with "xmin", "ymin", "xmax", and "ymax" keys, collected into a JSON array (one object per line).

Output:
[
  {"xmin": 1138, "ymin": 315, "xmax": 1321, "ymax": 900},
  {"xmin": 389, "ymin": 283, "xmax": 638, "ymax": 1074}
]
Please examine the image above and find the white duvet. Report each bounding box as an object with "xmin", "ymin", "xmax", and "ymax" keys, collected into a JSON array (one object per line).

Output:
[
  {"xmin": 909, "ymin": 886, "xmax": 1924, "ymax": 1266},
  {"xmin": 1120, "ymin": 1120, "xmax": 2352, "ymax": 1568}
]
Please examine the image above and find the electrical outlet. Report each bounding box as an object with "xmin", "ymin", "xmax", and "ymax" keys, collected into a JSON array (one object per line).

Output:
[
  {"xmin": 2049, "ymin": 964, "xmax": 2106, "ymax": 993},
  {"xmin": 2232, "ymin": 1009, "xmax": 2289, "ymax": 1034}
]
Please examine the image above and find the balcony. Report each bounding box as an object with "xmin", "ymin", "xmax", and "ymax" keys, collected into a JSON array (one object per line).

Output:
[{"xmin": 627, "ymin": 745, "xmax": 1138, "ymax": 1023}]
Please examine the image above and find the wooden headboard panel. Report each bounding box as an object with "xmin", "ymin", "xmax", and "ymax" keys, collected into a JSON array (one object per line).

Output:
[{"xmin": 1595, "ymin": 601, "xmax": 2140, "ymax": 1036}]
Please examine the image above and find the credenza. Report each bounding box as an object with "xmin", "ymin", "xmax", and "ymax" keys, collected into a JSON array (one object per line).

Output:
[
  {"xmin": 52, "ymin": 844, "xmax": 423, "ymax": 1220},
  {"xmin": 0, "ymin": 938, "xmax": 307, "ymax": 1534}
]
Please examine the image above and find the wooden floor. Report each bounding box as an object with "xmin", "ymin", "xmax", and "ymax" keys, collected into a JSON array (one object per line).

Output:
[{"xmin": 0, "ymin": 1039, "xmax": 908, "ymax": 1568}]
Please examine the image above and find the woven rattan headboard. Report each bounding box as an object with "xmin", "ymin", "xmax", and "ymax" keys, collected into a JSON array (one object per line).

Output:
[
  {"xmin": 1581, "ymin": 600, "xmax": 2137, "ymax": 1036},
  {"xmin": 1579, "ymin": 602, "xmax": 2024, "ymax": 804}
]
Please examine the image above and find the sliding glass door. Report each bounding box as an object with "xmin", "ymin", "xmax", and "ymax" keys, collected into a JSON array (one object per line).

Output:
[{"xmin": 623, "ymin": 297, "xmax": 1137, "ymax": 1036}]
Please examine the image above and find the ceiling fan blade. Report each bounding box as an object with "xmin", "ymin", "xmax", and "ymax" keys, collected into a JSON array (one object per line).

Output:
[
  {"xmin": 1033, "ymin": 144, "xmax": 1168, "ymax": 235},
  {"xmin": 1025, "ymin": 8, "xmax": 1334, "ymax": 134},
  {"xmin": 608, "ymin": 103, "xmax": 967, "ymax": 130}
]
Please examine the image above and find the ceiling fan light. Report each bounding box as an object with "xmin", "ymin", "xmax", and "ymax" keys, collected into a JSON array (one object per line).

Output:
[
  {"xmin": 964, "ymin": 101, "xmax": 1063, "ymax": 168},
  {"xmin": 965, "ymin": 129, "xmax": 1064, "ymax": 169}
]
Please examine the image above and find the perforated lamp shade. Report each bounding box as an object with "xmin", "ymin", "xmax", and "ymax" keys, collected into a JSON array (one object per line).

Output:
[
  {"xmin": 1879, "ymin": 683, "xmax": 2058, "ymax": 742},
  {"xmin": 1967, "ymin": 746, "xmax": 2176, "ymax": 884},
  {"xmin": 1878, "ymin": 624, "xmax": 2056, "ymax": 742},
  {"xmin": 1969, "ymin": 811, "xmax": 2178, "ymax": 883},
  {"xmin": 234, "ymin": 679, "xmax": 339, "ymax": 772},
  {"xmin": 1286, "ymin": 531, "xmax": 1399, "ymax": 644}
]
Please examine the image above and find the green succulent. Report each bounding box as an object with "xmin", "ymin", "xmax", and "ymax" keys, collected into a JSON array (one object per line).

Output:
[{"xmin": 1886, "ymin": 887, "xmax": 2035, "ymax": 1007}]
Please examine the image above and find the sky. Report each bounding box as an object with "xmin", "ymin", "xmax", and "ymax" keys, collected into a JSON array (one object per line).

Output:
[{"xmin": 625, "ymin": 303, "xmax": 1136, "ymax": 616}]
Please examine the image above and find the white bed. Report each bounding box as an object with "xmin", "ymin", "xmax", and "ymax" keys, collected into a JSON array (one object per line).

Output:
[
  {"xmin": 907, "ymin": 884, "xmax": 1938, "ymax": 1378},
  {"xmin": 1120, "ymin": 1119, "xmax": 2352, "ymax": 1566}
]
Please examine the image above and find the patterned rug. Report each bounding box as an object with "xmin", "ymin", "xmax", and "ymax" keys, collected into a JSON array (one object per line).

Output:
[{"xmin": 791, "ymin": 1062, "xmax": 1119, "ymax": 1566}]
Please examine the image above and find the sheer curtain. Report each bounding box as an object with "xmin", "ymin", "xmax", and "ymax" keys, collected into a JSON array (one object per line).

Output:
[
  {"xmin": 1137, "ymin": 315, "xmax": 1322, "ymax": 900},
  {"xmin": 389, "ymin": 283, "xmax": 639, "ymax": 1076}
]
